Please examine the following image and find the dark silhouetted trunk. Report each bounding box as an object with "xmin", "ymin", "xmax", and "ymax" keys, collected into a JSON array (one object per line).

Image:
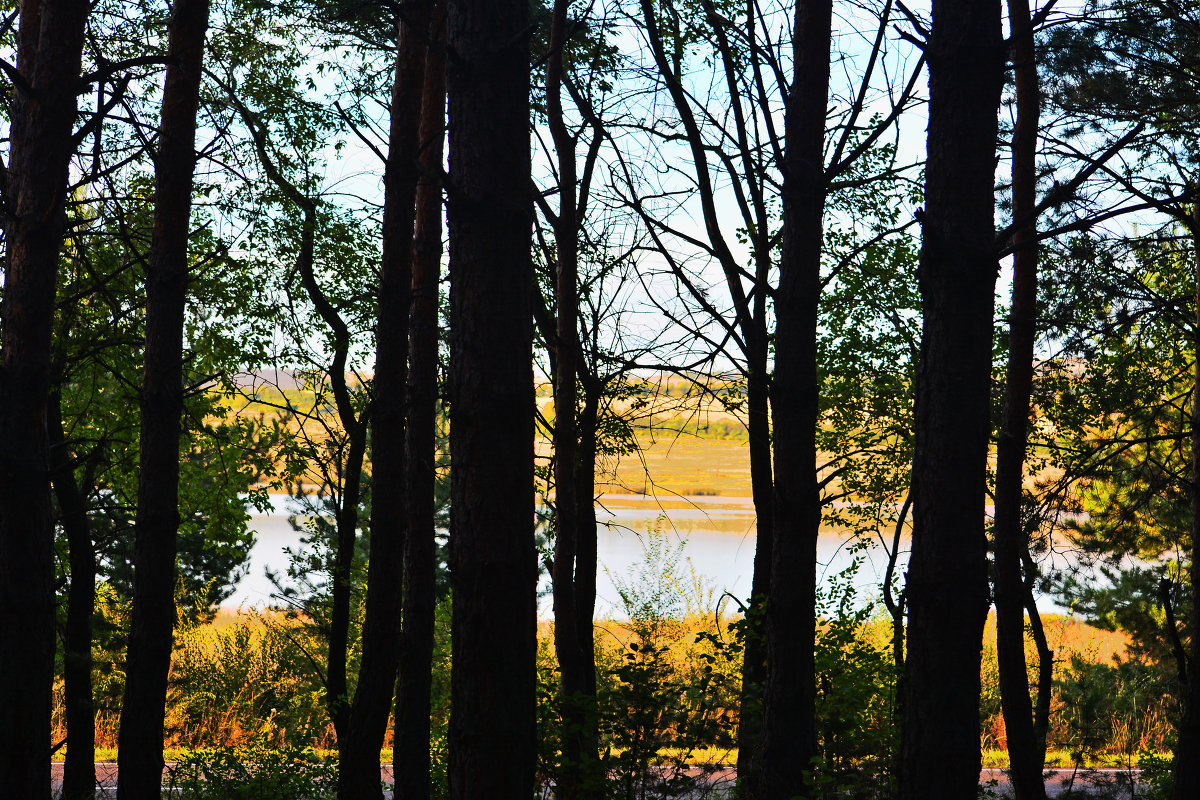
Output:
[
  {"xmin": 340, "ymin": 4, "xmax": 430, "ymax": 798},
  {"xmin": 50, "ymin": 390, "xmax": 98, "ymax": 800},
  {"xmin": 1024, "ymin": 568, "xmax": 1053, "ymax": 757},
  {"xmin": 993, "ymin": 0, "xmax": 1046, "ymax": 796},
  {"xmin": 446, "ymin": 0, "xmax": 536, "ymax": 793},
  {"xmin": 574, "ymin": 384, "xmax": 599, "ymax": 704},
  {"xmin": 758, "ymin": 0, "xmax": 830, "ymax": 797},
  {"xmin": 546, "ymin": 0, "xmax": 601, "ymax": 796},
  {"xmin": 884, "ymin": 489, "xmax": 912, "ymax": 788},
  {"xmin": 117, "ymin": 1, "xmax": 210, "ymax": 796},
  {"xmin": 1172, "ymin": 211, "xmax": 1200, "ymax": 800},
  {"xmin": 329, "ymin": 426, "xmax": 367, "ymax": 739},
  {"xmin": 395, "ymin": 6, "xmax": 446, "ymax": 800},
  {"xmin": 736, "ymin": 354, "xmax": 773, "ymax": 795},
  {"xmin": 899, "ymin": 0, "xmax": 1003, "ymax": 797},
  {"xmin": 0, "ymin": 0, "xmax": 88, "ymax": 794}
]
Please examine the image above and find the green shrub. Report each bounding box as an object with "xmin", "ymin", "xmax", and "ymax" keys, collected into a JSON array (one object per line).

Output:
[
  {"xmin": 810, "ymin": 556, "xmax": 899, "ymax": 799},
  {"xmin": 1137, "ymin": 746, "xmax": 1173, "ymax": 800},
  {"xmin": 165, "ymin": 743, "xmax": 338, "ymax": 800},
  {"xmin": 169, "ymin": 615, "xmax": 330, "ymax": 747}
]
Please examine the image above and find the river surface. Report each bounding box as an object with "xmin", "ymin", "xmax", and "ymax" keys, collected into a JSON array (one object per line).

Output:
[
  {"xmin": 226, "ymin": 494, "xmax": 1075, "ymax": 617},
  {"xmin": 228, "ymin": 494, "xmax": 906, "ymax": 616}
]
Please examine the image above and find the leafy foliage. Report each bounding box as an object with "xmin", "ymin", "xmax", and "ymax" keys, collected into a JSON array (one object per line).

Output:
[{"xmin": 166, "ymin": 742, "xmax": 339, "ymax": 800}]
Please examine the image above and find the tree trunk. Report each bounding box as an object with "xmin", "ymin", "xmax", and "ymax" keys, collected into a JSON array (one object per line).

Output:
[
  {"xmin": 546, "ymin": 1, "xmax": 601, "ymax": 796},
  {"xmin": 899, "ymin": 0, "xmax": 1003, "ymax": 797},
  {"xmin": 117, "ymin": 2, "xmax": 210, "ymax": 797},
  {"xmin": 993, "ymin": 0, "xmax": 1046, "ymax": 797},
  {"xmin": 446, "ymin": 0, "xmax": 537, "ymax": 793},
  {"xmin": 1171, "ymin": 211, "xmax": 1200, "ymax": 799},
  {"xmin": 0, "ymin": 0, "xmax": 88, "ymax": 794},
  {"xmin": 736, "ymin": 355, "xmax": 773, "ymax": 797},
  {"xmin": 758, "ymin": 0, "xmax": 830, "ymax": 797},
  {"xmin": 328, "ymin": 424, "xmax": 365, "ymax": 739},
  {"xmin": 339, "ymin": 4, "xmax": 429, "ymax": 797},
  {"xmin": 574, "ymin": 385, "xmax": 600, "ymax": 715},
  {"xmin": 49, "ymin": 390, "xmax": 98, "ymax": 800},
  {"xmin": 1023, "ymin": 566, "xmax": 1053, "ymax": 757},
  {"xmin": 395, "ymin": 6, "xmax": 446, "ymax": 800}
]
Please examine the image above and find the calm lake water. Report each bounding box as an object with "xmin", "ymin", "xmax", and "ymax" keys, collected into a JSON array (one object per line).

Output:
[{"xmin": 227, "ymin": 493, "xmax": 916, "ymax": 617}]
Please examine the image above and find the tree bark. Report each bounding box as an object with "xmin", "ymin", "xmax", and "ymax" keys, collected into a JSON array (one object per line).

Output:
[
  {"xmin": 117, "ymin": 1, "xmax": 210, "ymax": 796},
  {"xmin": 339, "ymin": 4, "xmax": 430, "ymax": 797},
  {"xmin": 1171, "ymin": 210, "xmax": 1200, "ymax": 799},
  {"xmin": 899, "ymin": 0, "xmax": 1003, "ymax": 797},
  {"xmin": 395, "ymin": 6, "xmax": 446, "ymax": 800},
  {"xmin": 993, "ymin": 0, "xmax": 1046, "ymax": 797},
  {"xmin": 49, "ymin": 390, "xmax": 98, "ymax": 800},
  {"xmin": 446, "ymin": 0, "xmax": 537, "ymax": 793},
  {"xmin": 758, "ymin": 0, "xmax": 830, "ymax": 797},
  {"xmin": 0, "ymin": 0, "xmax": 89, "ymax": 794}
]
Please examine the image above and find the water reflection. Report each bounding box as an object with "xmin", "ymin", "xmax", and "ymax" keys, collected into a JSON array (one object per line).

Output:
[{"xmin": 228, "ymin": 493, "xmax": 911, "ymax": 618}]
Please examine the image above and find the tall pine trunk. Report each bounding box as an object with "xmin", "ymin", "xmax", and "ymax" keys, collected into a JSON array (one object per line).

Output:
[
  {"xmin": 339, "ymin": 4, "xmax": 430, "ymax": 798},
  {"xmin": 993, "ymin": 0, "xmax": 1046, "ymax": 797},
  {"xmin": 117, "ymin": 1, "xmax": 211, "ymax": 796},
  {"xmin": 446, "ymin": 0, "xmax": 537, "ymax": 792},
  {"xmin": 0, "ymin": 0, "xmax": 89, "ymax": 794},
  {"xmin": 758, "ymin": 0, "xmax": 830, "ymax": 796},
  {"xmin": 395, "ymin": 6, "xmax": 446, "ymax": 799},
  {"xmin": 899, "ymin": 0, "xmax": 1003, "ymax": 797}
]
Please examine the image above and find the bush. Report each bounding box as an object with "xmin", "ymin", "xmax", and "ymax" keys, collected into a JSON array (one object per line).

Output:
[
  {"xmin": 169, "ymin": 614, "xmax": 330, "ymax": 747},
  {"xmin": 165, "ymin": 743, "xmax": 338, "ymax": 800},
  {"xmin": 810, "ymin": 556, "xmax": 899, "ymax": 799}
]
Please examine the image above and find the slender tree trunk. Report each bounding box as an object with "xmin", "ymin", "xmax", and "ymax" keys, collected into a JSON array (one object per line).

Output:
[
  {"xmin": 1023, "ymin": 567, "xmax": 1053, "ymax": 755},
  {"xmin": 0, "ymin": 0, "xmax": 88, "ymax": 794},
  {"xmin": 395, "ymin": 7, "xmax": 446, "ymax": 800},
  {"xmin": 546, "ymin": 1, "xmax": 600, "ymax": 796},
  {"xmin": 736, "ymin": 355, "xmax": 773, "ymax": 797},
  {"xmin": 227, "ymin": 84, "xmax": 365, "ymax": 744},
  {"xmin": 899, "ymin": 0, "xmax": 1003, "ymax": 797},
  {"xmin": 885, "ymin": 489, "xmax": 913, "ymax": 791},
  {"xmin": 1172, "ymin": 212, "xmax": 1200, "ymax": 799},
  {"xmin": 116, "ymin": 2, "xmax": 210, "ymax": 797},
  {"xmin": 50, "ymin": 390, "xmax": 98, "ymax": 800},
  {"xmin": 993, "ymin": 0, "xmax": 1046, "ymax": 797},
  {"xmin": 340, "ymin": 5, "xmax": 429, "ymax": 798},
  {"xmin": 329, "ymin": 425, "xmax": 365, "ymax": 739},
  {"xmin": 758, "ymin": 0, "xmax": 830, "ymax": 797},
  {"xmin": 446, "ymin": 0, "xmax": 537, "ymax": 793},
  {"xmin": 574, "ymin": 385, "xmax": 600, "ymax": 710}
]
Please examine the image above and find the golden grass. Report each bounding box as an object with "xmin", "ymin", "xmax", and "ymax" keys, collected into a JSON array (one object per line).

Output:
[
  {"xmin": 981, "ymin": 748, "xmax": 1169, "ymax": 769},
  {"xmin": 981, "ymin": 612, "xmax": 1130, "ymax": 666}
]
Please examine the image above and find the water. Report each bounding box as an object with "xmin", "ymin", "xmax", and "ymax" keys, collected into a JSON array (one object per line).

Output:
[{"xmin": 226, "ymin": 493, "xmax": 912, "ymax": 617}]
